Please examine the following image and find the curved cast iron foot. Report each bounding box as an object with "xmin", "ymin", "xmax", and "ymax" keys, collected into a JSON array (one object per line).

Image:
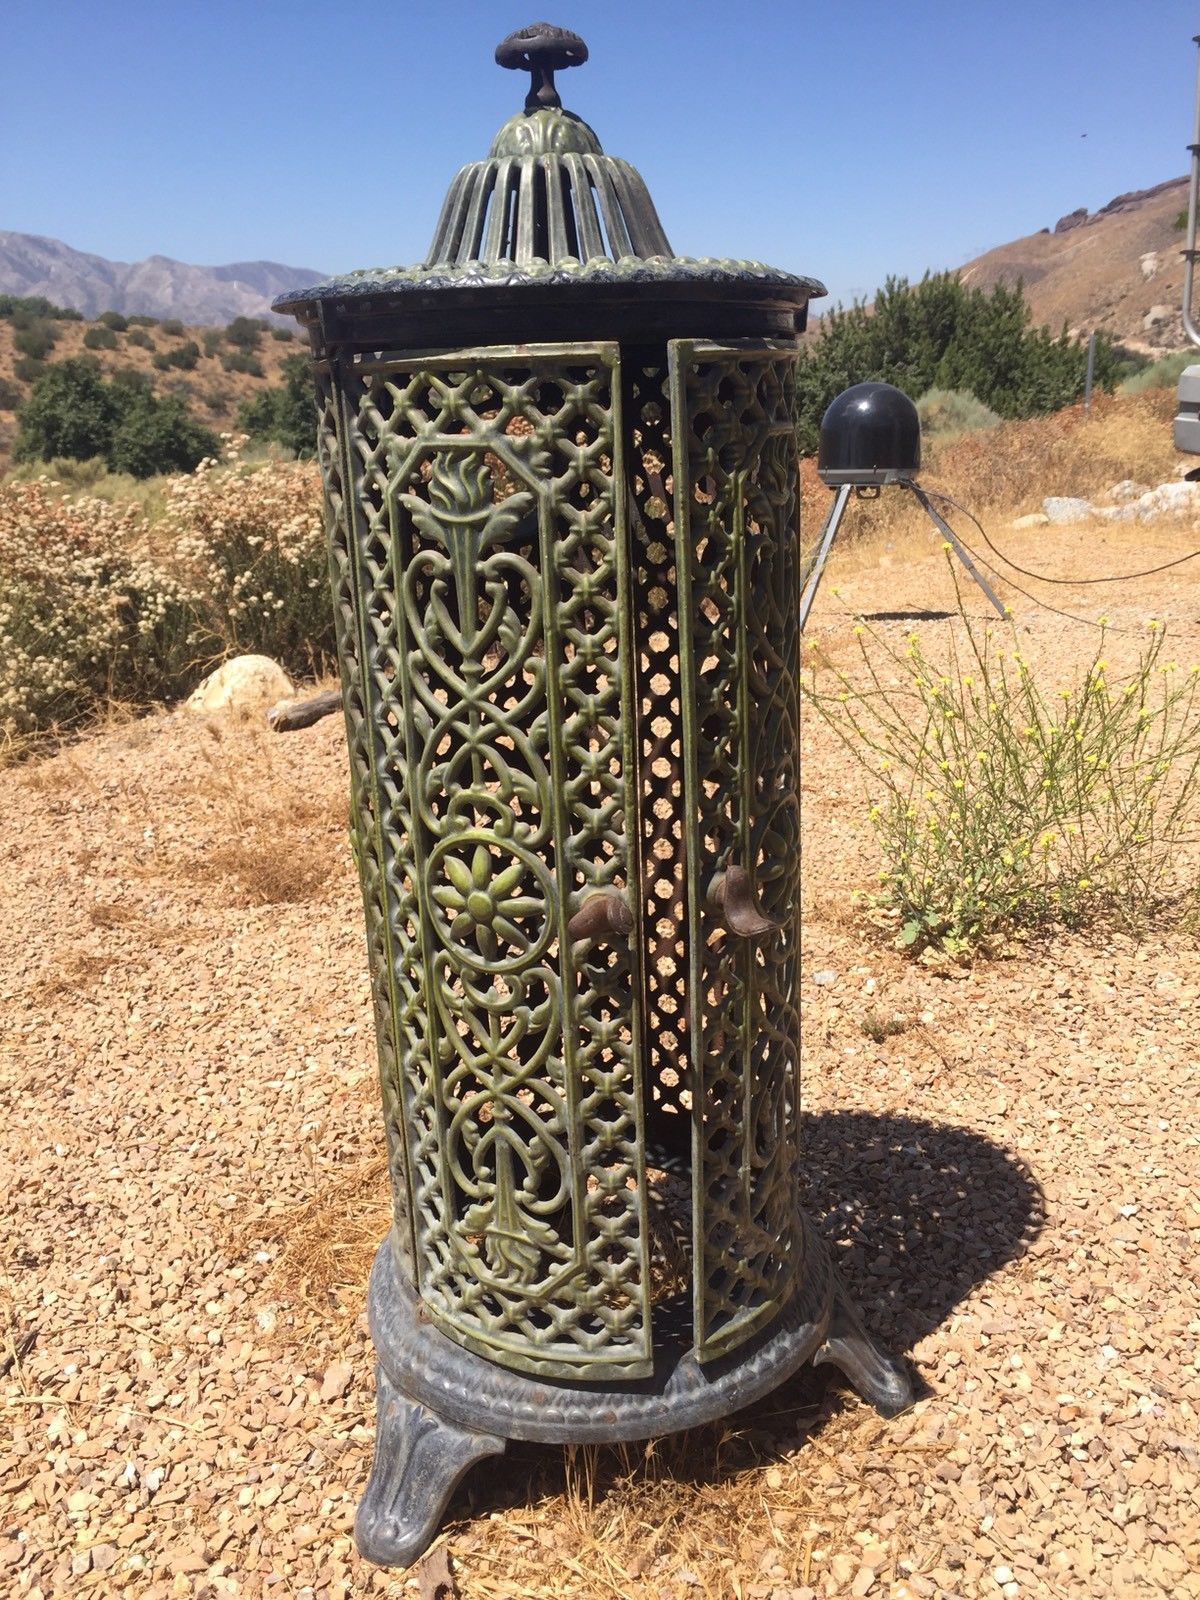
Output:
[
  {"xmin": 354, "ymin": 1363, "xmax": 506, "ymax": 1568},
  {"xmin": 812, "ymin": 1276, "xmax": 915, "ymax": 1419}
]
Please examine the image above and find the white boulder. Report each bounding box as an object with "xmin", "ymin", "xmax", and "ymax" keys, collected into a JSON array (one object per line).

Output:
[
  {"xmin": 186, "ymin": 655, "xmax": 295, "ymax": 717},
  {"xmin": 1043, "ymin": 496, "xmax": 1096, "ymax": 525}
]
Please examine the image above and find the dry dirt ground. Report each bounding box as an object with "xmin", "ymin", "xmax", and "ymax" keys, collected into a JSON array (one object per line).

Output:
[{"xmin": 2, "ymin": 516, "xmax": 1199, "ymax": 1600}]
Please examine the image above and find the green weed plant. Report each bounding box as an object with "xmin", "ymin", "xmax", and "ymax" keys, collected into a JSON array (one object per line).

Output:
[{"xmin": 804, "ymin": 575, "xmax": 1200, "ymax": 955}]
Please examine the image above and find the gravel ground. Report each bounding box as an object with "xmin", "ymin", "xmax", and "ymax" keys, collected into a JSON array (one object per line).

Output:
[{"xmin": 1, "ymin": 522, "xmax": 1199, "ymax": 1600}]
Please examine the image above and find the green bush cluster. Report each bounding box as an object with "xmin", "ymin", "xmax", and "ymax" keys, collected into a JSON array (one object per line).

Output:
[
  {"xmin": 0, "ymin": 295, "xmax": 83, "ymax": 322},
  {"xmin": 236, "ymin": 354, "xmax": 314, "ymax": 456},
  {"xmin": 83, "ymin": 325, "xmax": 119, "ymax": 351},
  {"xmin": 0, "ymin": 377, "xmax": 22, "ymax": 409},
  {"xmin": 915, "ymin": 388, "xmax": 1002, "ymax": 438},
  {"xmin": 98, "ymin": 311, "xmax": 128, "ymax": 332},
  {"xmin": 160, "ymin": 318, "xmax": 185, "ymax": 337},
  {"xmin": 126, "ymin": 327, "xmax": 155, "ymax": 349},
  {"xmin": 1120, "ymin": 350, "xmax": 1198, "ymax": 396},
  {"xmin": 13, "ymin": 357, "xmax": 219, "ymax": 479},
  {"xmin": 13, "ymin": 321, "xmax": 58, "ymax": 361},
  {"xmin": 152, "ymin": 341, "xmax": 200, "ymax": 372},
  {"xmin": 221, "ymin": 350, "xmax": 263, "ymax": 377},
  {"xmin": 127, "ymin": 314, "xmax": 159, "ymax": 328},
  {"xmin": 796, "ymin": 274, "xmax": 1120, "ymax": 454},
  {"xmin": 225, "ymin": 316, "xmax": 266, "ymax": 351},
  {"xmin": 13, "ymin": 356, "xmax": 46, "ymax": 384}
]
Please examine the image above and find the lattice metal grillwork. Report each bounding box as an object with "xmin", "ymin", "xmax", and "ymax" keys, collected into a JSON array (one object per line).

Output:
[{"xmin": 278, "ymin": 19, "xmax": 912, "ymax": 1573}]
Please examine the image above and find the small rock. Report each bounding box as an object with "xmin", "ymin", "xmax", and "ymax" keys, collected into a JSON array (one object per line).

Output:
[
  {"xmin": 812, "ymin": 969, "xmax": 838, "ymax": 987},
  {"xmin": 320, "ymin": 1360, "xmax": 354, "ymax": 1402},
  {"xmin": 1043, "ymin": 496, "xmax": 1095, "ymax": 526},
  {"xmin": 1143, "ymin": 303, "xmax": 1175, "ymax": 330},
  {"xmin": 89, "ymin": 1544, "xmax": 118, "ymax": 1572},
  {"xmin": 70, "ymin": 1551, "xmax": 92, "ymax": 1577},
  {"xmin": 1011, "ymin": 512, "xmax": 1049, "ymax": 530},
  {"xmin": 1140, "ymin": 251, "xmax": 1160, "ymax": 280},
  {"xmin": 186, "ymin": 655, "xmax": 294, "ymax": 718}
]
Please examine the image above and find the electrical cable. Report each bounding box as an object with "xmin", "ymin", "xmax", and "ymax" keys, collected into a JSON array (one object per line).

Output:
[
  {"xmin": 921, "ymin": 486, "xmax": 1200, "ymax": 585},
  {"xmin": 906, "ymin": 488, "xmax": 1131, "ymax": 632}
]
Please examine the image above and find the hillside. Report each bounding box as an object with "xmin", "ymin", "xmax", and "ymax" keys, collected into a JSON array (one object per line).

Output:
[
  {"xmin": 958, "ymin": 177, "xmax": 1192, "ymax": 351},
  {"xmin": 0, "ymin": 232, "xmax": 324, "ymax": 325},
  {"xmin": 0, "ymin": 309, "xmax": 301, "ymax": 465}
]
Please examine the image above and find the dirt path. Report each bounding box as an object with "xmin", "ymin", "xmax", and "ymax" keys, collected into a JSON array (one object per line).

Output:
[{"xmin": 2, "ymin": 522, "xmax": 1199, "ymax": 1599}]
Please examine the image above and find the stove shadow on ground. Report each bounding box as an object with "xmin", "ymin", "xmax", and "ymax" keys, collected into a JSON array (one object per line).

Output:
[{"xmin": 440, "ymin": 1112, "xmax": 1044, "ymax": 1532}]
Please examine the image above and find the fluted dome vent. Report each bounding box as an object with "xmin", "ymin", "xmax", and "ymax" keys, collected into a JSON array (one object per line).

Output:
[{"xmin": 424, "ymin": 23, "xmax": 673, "ymax": 271}]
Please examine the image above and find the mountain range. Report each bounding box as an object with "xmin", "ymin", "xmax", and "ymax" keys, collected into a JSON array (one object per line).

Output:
[
  {"xmin": 957, "ymin": 177, "xmax": 1190, "ymax": 352},
  {"xmin": 3, "ymin": 180, "xmax": 1195, "ymax": 349},
  {"xmin": 0, "ymin": 232, "xmax": 326, "ymax": 325}
]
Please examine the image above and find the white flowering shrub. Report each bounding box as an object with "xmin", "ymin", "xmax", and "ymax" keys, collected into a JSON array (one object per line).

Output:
[
  {"xmin": 0, "ymin": 477, "xmax": 211, "ymax": 742},
  {"xmin": 1, "ymin": 442, "xmax": 332, "ymax": 751},
  {"xmin": 164, "ymin": 438, "xmax": 333, "ymax": 676}
]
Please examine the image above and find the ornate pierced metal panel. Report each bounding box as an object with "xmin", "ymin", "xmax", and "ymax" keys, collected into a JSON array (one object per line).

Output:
[
  {"xmin": 329, "ymin": 344, "xmax": 652, "ymax": 1379},
  {"xmin": 669, "ymin": 340, "xmax": 803, "ymax": 1363}
]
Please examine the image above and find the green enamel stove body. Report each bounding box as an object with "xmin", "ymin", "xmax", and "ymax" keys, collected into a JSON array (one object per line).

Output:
[{"xmin": 277, "ymin": 23, "xmax": 911, "ymax": 1570}]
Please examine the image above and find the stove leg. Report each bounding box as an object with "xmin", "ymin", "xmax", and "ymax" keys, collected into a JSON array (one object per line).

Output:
[
  {"xmin": 355, "ymin": 1363, "xmax": 507, "ymax": 1569},
  {"xmin": 813, "ymin": 1273, "xmax": 915, "ymax": 1419}
]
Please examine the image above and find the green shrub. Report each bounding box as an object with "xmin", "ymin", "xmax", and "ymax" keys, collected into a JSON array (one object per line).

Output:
[
  {"xmin": 236, "ymin": 353, "xmax": 314, "ymax": 456},
  {"xmin": 83, "ymin": 325, "xmax": 119, "ymax": 350},
  {"xmin": 1120, "ymin": 350, "xmax": 1199, "ymax": 395},
  {"xmin": 225, "ymin": 316, "xmax": 265, "ymax": 351},
  {"xmin": 0, "ymin": 295, "xmax": 82, "ymax": 322},
  {"xmin": 796, "ymin": 273, "xmax": 1120, "ymax": 454},
  {"xmin": 14, "ymin": 358, "xmax": 116, "ymax": 465},
  {"xmin": 152, "ymin": 341, "xmax": 200, "ymax": 372},
  {"xmin": 14, "ymin": 357, "xmax": 218, "ymax": 478},
  {"xmin": 0, "ymin": 376, "xmax": 22, "ymax": 409},
  {"xmin": 916, "ymin": 388, "xmax": 1002, "ymax": 437},
  {"xmin": 13, "ymin": 356, "xmax": 47, "ymax": 384},
  {"xmin": 126, "ymin": 327, "xmax": 154, "ymax": 349},
  {"xmin": 127, "ymin": 314, "xmax": 158, "ymax": 328},
  {"xmin": 270, "ymin": 326, "xmax": 293, "ymax": 342},
  {"xmin": 108, "ymin": 392, "xmax": 218, "ymax": 478},
  {"xmin": 98, "ymin": 311, "xmax": 128, "ymax": 332},
  {"xmin": 221, "ymin": 350, "xmax": 264, "ymax": 377},
  {"xmin": 202, "ymin": 328, "xmax": 223, "ymax": 357},
  {"xmin": 804, "ymin": 584, "xmax": 1200, "ymax": 954},
  {"xmin": 13, "ymin": 322, "xmax": 57, "ymax": 361},
  {"xmin": 160, "ymin": 318, "xmax": 185, "ymax": 337}
]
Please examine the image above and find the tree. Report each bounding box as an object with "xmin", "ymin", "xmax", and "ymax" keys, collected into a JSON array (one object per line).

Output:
[
  {"xmin": 108, "ymin": 392, "xmax": 218, "ymax": 477},
  {"xmin": 795, "ymin": 273, "xmax": 1120, "ymax": 453},
  {"xmin": 236, "ymin": 353, "xmax": 315, "ymax": 456},
  {"xmin": 14, "ymin": 358, "xmax": 218, "ymax": 477},
  {"xmin": 13, "ymin": 357, "xmax": 117, "ymax": 464}
]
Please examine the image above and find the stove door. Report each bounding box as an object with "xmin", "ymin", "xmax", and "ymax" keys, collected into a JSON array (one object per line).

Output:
[
  {"xmin": 668, "ymin": 338, "xmax": 805, "ymax": 1363},
  {"xmin": 330, "ymin": 341, "xmax": 653, "ymax": 1379}
]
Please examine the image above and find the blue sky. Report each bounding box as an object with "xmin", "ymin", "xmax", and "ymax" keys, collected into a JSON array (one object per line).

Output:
[{"xmin": 4, "ymin": 1, "xmax": 1200, "ymax": 308}]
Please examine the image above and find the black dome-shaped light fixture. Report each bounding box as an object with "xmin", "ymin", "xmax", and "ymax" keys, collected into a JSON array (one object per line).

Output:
[
  {"xmin": 799, "ymin": 381, "xmax": 1005, "ymax": 628},
  {"xmin": 817, "ymin": 381, "xmax": 921, "ymax": 487}
]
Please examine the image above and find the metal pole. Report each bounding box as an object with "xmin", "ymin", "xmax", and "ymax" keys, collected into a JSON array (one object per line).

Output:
[
  {"xmin": 798, "ymin": 484, "xmax": 853, "ymax": 631},
  {"xmin": 1084, "ymin": 332, "xmax": 1096, "ymax": 414},
  {"xmin": 1182, "ymin": 34, "xmax": 1200, "ymax": 350}
]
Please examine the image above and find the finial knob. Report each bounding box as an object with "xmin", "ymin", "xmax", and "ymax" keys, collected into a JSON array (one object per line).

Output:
[{"xmin": 496, "ymin": 22, "xmax": 588, "ymax": 111}]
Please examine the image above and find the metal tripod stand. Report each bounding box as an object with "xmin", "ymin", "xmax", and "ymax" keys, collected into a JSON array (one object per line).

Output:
[{"xmin": 799, "ymin": 479, "xmax": 1007, "ymax": 630}]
